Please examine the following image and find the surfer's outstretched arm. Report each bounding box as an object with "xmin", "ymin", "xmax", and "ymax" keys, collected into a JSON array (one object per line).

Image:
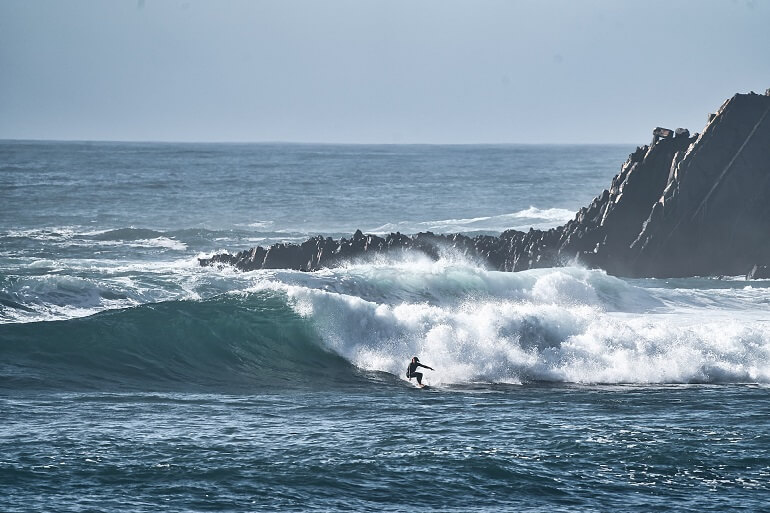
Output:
[{"xmin": 420, "ymin": 364, "xmax": 434, "ymax": 371}]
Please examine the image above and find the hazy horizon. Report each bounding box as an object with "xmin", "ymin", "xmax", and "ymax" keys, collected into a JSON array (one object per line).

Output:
[
  {"xmin": 0, "ymin": 138, "xmax": 639, "ymax": 146},
  {"xmin": 2, "ymin": 0, "xmax": 768, "ymax": 144}
]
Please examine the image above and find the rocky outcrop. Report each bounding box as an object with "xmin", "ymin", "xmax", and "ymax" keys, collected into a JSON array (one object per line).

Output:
[
  {"xmin": 629, "ymin": 92, "xmax": 770, "ymax": 277},
  {"xmin": 198, "ymin": 229, "xmax": 559, "ymax": 272},
  {"xmin": 747, "ymin": 265, "xmax": 770, "ymax": 280},
  {"xmin": 201, "ymin": 91, "xmax": 770, "ymax": 278},
  {"xmin": 556, "ymin": 133, "xmax": 696, "ymax": 275}
]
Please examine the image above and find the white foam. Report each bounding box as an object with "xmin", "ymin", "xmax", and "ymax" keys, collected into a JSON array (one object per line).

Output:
[
  {"xmin": 5, "ymin": 227, "xmax": 78, "ymax": 241},
  {"xmin": 0, "ymin": 256, "xmax": 229, "ymax": 324},
  {"xmin": 26, "ymin": 259, "xmax": 62, "ymax": 270},
  {"xmin": 275, "ymin": 259, "xmax": 658, "ymax": 313},
  {"xmin": 133, "ymin": 237, "xmax": 188, "ymax": 251},
  {"xmin": 247, "ymin": 261, "xmax": 770, "ymax": 385},
  {"xmin": 367, "ymin": 206, "xmax": 575, "ymax": 234},
  {"xmin": 0, "ymin": 273, "xmax": 143, "ymax": 324},
  {"xmin": 509, "ymin": 206, "xmax": 576, "ymax": 221},
  {"xmin": 4, "ymin": 226, "xmax": 189, "ymax": 251},
  {"xmin": 244, "ymin": 220, "xmax": 275, "ymax": 229}
]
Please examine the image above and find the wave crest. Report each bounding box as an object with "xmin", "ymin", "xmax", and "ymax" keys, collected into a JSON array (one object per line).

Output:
[
  {"xmin": 270, "ymin": 264, "xmax": 770, "ymax": 385},
  {"xmin": 3, "ymin": 261, "xmax": 770, "ymax": 389}
]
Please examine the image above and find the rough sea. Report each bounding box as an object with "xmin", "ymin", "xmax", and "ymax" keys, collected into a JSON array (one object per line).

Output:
[{"xmin": 2, "ymin": 141, "xmax": 769, "ymax": 512}]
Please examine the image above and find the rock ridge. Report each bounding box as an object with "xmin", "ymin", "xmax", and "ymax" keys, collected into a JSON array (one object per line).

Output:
[{"xmin": 200, "ymin": 91, "xmax": 770, "ymax": 278}]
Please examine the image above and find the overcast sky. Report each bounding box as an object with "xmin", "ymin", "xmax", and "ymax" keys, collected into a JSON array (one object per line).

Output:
[{"xmin": 1, "ymin": 0, "xmax": 768, "ymax": 144}]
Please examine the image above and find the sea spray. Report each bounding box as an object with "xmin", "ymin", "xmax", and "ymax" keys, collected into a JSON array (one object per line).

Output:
[
  {"xmin": 287, "ymin": 286, "xmax": 770, "ymax": 385},
  {"xmin": 267, "ymin": 260, "xmax": 770, "ymax": 385}
]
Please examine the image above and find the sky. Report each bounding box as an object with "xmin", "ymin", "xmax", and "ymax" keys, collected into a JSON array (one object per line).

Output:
[{"xmin": 1, "ymin": 0, "xmax": 768, "ymax": 144}]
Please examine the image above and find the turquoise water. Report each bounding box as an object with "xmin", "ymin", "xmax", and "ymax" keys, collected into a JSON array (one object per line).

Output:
[{"xmin": 2, "ymin": 141, "xmax": 769, "ymax": 511}]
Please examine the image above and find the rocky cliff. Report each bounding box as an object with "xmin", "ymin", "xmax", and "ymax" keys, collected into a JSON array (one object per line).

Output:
[{"xmin": 200, "ymin": 91, "xmax": 770, "ymax": 278}]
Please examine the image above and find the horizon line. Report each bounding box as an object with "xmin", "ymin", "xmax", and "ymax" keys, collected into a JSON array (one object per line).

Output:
[{"xmin": 0, "ymin": 137, "xmax": 638, "ymax": 146}]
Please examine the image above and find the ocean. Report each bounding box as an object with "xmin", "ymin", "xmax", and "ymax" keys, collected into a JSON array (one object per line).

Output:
[{"xmin": 1, "ymin": 141, "xmax": 769, "ymax": 512}]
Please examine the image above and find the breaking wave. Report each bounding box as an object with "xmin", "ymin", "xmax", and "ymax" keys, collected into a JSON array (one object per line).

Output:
[{"xmin": 2, "ymin": 259, "xmax": 769, "ymax": 390}]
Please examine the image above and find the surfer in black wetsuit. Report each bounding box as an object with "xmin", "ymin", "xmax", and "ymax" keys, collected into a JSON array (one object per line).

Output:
[{"xmin": 406, "ymin": 356, "xmax": 434, "ymax": 385}]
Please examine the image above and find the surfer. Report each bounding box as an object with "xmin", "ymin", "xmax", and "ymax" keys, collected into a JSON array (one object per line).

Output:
[{"xmin": 406, "ymin": 356, "xmax": 434, "ymax": 386}]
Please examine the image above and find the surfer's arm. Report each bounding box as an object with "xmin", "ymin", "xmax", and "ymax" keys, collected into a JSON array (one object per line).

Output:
[{"xmin": 420, "ymin": 364, "xmax": 434, "ymax": 371}]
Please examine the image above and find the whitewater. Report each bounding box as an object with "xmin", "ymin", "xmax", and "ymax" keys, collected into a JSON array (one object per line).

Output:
[{"xmin": 2, "ymin": 141, "xmax": 769, "ymax": 512}]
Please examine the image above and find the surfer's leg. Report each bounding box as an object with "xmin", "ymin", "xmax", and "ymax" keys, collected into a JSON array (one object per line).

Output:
[{"xmin": 415, "ymin": 372, "xmax": 423, "ymax": 385}]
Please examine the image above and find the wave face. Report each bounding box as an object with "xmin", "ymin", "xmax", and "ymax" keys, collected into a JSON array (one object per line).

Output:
[
  {"xmin": 3, "ymin": 258, "xmax": 770, "ymax": 390},
  {"xmin": 0, "ymin": 291, "xmax": 354, "ymax": 391}
]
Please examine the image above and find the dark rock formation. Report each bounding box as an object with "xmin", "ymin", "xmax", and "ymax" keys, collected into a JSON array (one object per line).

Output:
[
  {"xmin": 747, "ymin": 265, "xmax": 770, "ymax": 280},
  {"xmin": 201, "ymin": 91, "xmax": 770, "ymax": 278},
  {"xmin": 628, "ymin": 92, "xmax": 770, "ymax": 277}
]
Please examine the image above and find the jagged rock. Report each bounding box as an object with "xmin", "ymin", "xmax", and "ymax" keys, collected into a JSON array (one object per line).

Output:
[
  {"xmin": 200, "ymin": 91, "xmax": 770, "ymax": 278},
  {"xmin": 630, "ymin": 93, "xmax": 770, "ymax": 277},
  {"xmin": 747, "ymin": 265, "xmax": 770, "ymax": 280}
]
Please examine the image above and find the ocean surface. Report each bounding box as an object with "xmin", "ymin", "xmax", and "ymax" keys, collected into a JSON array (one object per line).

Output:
[{"xmin": 1, "ymin": 141, "xmax": 769, "ymax": 512}]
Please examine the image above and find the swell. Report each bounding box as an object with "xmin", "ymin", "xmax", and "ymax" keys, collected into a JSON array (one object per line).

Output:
[
  {"xmin": 3, "ymin": 262, "xmax": 770, "ymax": 391},
  {"xmin": 0, "ymin": 292, "xmax": 356, "ymax": 392}
]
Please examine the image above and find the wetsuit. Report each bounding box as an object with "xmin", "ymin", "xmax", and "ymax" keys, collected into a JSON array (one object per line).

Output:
[{"xmin": 407, "ymin": 361, "xmax": 432, "ymax": 385}]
